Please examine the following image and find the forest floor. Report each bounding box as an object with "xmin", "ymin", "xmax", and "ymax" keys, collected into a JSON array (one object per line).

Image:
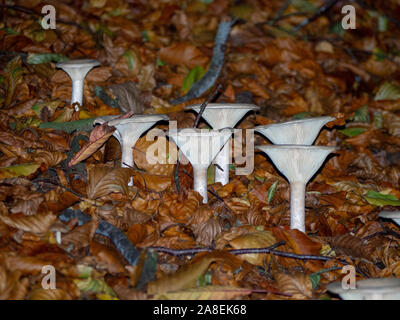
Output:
[{"xmin": 1, "ymin": 0, "xmax": 400, "ymax": 300}]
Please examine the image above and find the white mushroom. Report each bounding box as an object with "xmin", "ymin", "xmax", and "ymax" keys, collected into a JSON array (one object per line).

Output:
[
  {"xmin": 185, "ymin": 103, "xmax": 259, "ymax": 185},
  {"xmin": 167, "ymin": 128, "xmax": 232, "ymax": 203},
  {"xmin": 94, "ymin": 114, "xmax": 169, "ymax": 185},
  {"xmin": 379, "ymin": 211, "xmax": 400, "ymax": 227},
  {"xmin": 56, "ymin": 59, "xmax": 100, "ymax": 111},
  {"xmin": 256, "ymin": 145, "xmax": 336, "ymax": 232},
  {"xmin": 255, "ymin": 116, "xmax": 335, "ymax": 145},
  {"xmin": 328, "ymin": 278, "xmax": 400, "ymax": 300}
]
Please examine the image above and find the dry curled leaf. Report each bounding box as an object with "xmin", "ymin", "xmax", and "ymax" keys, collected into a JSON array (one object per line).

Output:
[
  {"xmin": 274, "ymin": 272, "xmax": 312, "ymax": 300},
  {"xmin": 87, "ymin": 165, "xmax": 133, "ymax": 199},
  {"xmin": 228, "ymin": 230, "xmax": 276, "ymax": 266},
  {"xmin": 147, "ymin": 255, "xmax": 218, "ymax": 295},
  {"xmin": 0, "ymin": 211, "xmax": 56, "ymax": 235}
]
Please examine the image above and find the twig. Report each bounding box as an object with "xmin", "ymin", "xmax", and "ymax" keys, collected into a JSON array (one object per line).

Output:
[
  {"xmin": 193, "ymin": 84, "xmax": 222, "ymax": 128},
  {"xmin": 293, "ymin": 0, "xmax": 339, "ymax": 32},
  {"xmin": 148, "ymin": 241, "xmax": 286, "ymax": 256},
  {"xmin": 270, "ymin": 0, "xmax": 292, "ymax": 25},
  {"xmin": 171, "ymin": 18, "xmax": 234, "ymax": 105}
]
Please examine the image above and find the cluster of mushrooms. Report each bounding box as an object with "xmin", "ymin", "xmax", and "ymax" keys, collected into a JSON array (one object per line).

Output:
[{"xmin": 58, "ymin": 59, "xmax": 400, "ymax": 300}]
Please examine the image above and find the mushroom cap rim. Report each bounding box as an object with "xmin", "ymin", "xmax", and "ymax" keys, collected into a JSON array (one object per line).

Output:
[
  {"xmin": 108, "ymin": 114, "xmax": 169, "ymax": 126},
  {"xmin": 184, "ymin": 103, "xmax": 259, "ymax": 111},
  {"xmin": 56, "ymin": 59, "xmax": 100, "ymax": 69},
  {"xmin": 256, "ymin": 144, "xmax": 338, "ymax": 152},
  {"xmin": 327, "ymin": 278, "xmax": 400, "ymax": 294},
  {"xmin": 166, "ymin": 128, "xmax": 234, "ymax": 137},
  {"xmin": 379, "ymin": 211, "xmax": 400, "ymax": 219},
  {"xmin": 255, "ymin": 116, "xmax": 336, "ymax": 131}
]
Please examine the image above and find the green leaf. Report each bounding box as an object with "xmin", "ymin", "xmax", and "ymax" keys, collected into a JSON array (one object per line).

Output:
[
  {"xmin": 1, "ymin": 27, "xmax": 18, "ymax": 35},
  {"xmin": 156, "ymin": 58, "xmax": 166, "ymax": 67},
  {"xmin": 364, "ymin": 191, "xmax": 400, "ymax": 207},
  {"xmin": 378, "ymin": 15, "xmax": 388, "ymax": 32},
  {"xmin": 182, "ymin": 65, "xmax": 206, "ymax": 94},
  {"xmin": 207, "ymin": 164, "xmax": 215, "ymax": 185},
  {"xmin": 373, "ymin": 48, "xmax": 387, "ymax": 61},
  {"xmin": 374, "ymin": 81, "xmax": 400, "ymax": 101},
  {"xmin": 15, "ymin": 117, "xmax": 41, "ymax": 130},
  {"xmin": 254, "ymin": 175, "xmax": 265, "ymax": 183},
  {"xmin": 142, "ymin": 30, "xmax": 149, "ymax": 42},
  {"xmin": 229, "ymin": 4, "xmax": 254, "ymax": 20},
  {"xmin": 292, "ymin": 112, "xmax": 313, "ymax": 120},
  {"xmin": 122, "ymin": 50, "xmax": 137, "ymax": 71},
  {"xmin": 338, "ymin": 127, "xmax": 366, "ymax": 137},
  {"xmin": 200, "ymin": 0, "xmax": 214, "ymax": 3},
  {"xmin": 267, "ymin": 181, "xmax": 278, "ymax": 204},
  {"xmin": 309, "ymin": 273, "xmax": 320, "ymax": 290},
  {"xmin": 373, "ymin": 111, "xmax": 383, "ymax": 129},
  {"xmin": 330, "ymin": 21, "xmax": 345, "ymax": 37},
  {"xmin": 292, "ymin": 0, "xmax": 317, "ymax": 12},
  {"xmin": 27, "ymin": 53, "xmax": 68, "ymax": 65},
  {"xmin": 39, "ymin": 118, "xmax": 97, "ymax": 133},
  {"xmin": 353, "ymin": 105, "xmax": 370, "ymax": 123},
  {"xmin": 74, "ymin": 277, "xmax": 116, "ymax": 296},
  {"xmin": 0, "ymin": 163, "xmax": 40, "ymax": 179}
]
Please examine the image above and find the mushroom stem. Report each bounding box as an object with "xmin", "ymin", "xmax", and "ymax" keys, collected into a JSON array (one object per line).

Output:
[
  {"xmin": 71, "ymin": 79, "xmax": 84, "ymax": 110},
  {"xmin": 214, "ymin": 142, "xmax": 230, "ymax": 185},
  {"xmin": 290, "ymin": 181, "xmax": 306, "ymax": 232},
  {"xmin": 193, "ymin": 165, "xmax": 208, "ymax": 203}
]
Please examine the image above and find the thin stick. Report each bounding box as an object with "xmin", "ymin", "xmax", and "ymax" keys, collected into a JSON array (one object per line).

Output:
[{"xmin": 193, "ymin": 83, "xmax": 223, "ymax": 128}]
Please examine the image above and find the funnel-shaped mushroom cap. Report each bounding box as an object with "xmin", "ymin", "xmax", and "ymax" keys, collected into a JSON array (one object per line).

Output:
[
  {"xmin": 255, "ymin": 116, "xmax": 335, "ymax": 145},
  {"xmin": 56, "ymin": 59, "xmax": 100, "ymax": 81},
  {"xmin": 168, "ymin": 129, "xmax": 232, "ymax": 167},
  {"xmin": 379, "ymin": 211, "xmax": 400, "ymax": 226},
  {"xmin": 327, "ymin": 278, "xmax": 400, "ymax": 300},
  {"xmin": 256, "ymin": 145, "xmax": 336, "ymax": 183},
  {"xmin": 93, "ymin": 115, "xmax": 119, "ymax": 126},
  {"xmin": 185, "ymin": 103, "xmax": 259, "ymax": 129}
]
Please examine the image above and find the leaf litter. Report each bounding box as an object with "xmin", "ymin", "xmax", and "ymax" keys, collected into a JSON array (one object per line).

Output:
[{"xmin": 0, "ymin": 0, "xmax": 400, "ymax": 300}]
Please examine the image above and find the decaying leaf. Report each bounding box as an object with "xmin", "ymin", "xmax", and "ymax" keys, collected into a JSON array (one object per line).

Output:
[{"xmin": 87, "ymin": 165, "xmax": 133, "ymax": 199}]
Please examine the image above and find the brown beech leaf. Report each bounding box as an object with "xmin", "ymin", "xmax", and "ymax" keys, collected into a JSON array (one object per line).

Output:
[
  {"xmin": 280, "ymin": 228, "xmax": 322, "ymax": 255},
  {"xmin": 147, "ymin": 255, "xmax": 218, "ymax": 295},
  {"xmin": 68, "ymin": 124, "xmax": 116, "ymax": 167},
  {"xmin": 90, "ymin": 241, "xmax": 125, "ymax": 274},
  {"xmin": 159, "ymin": 42, "xmax": 209, "ymax": 69},
  {"xmin": 61, "ymin": 219, "xmax": 98, "ymax": 253},
  {"xmin": 330, "ymin": 234, "xmax": 376, "ymax": 262},
  {"xmin": 0, "ymin": 212, "xmax": 56, "ymax": 235},
  {"xmin": 155, "ymin": 285, "xmax": 252, "ymax": 300},
  {"xmin": 28, "ymin": 288, "xmax": 71, "ymax": 300},
  {"xmin": 132, "ymin": 172, "xmax": 172, "ymax": 192},
  {"xmin": 228, "ymin": 230, "xmax": 276, "ymax": 266},
  {"xmin": 274, "ymin": 272, "xmax": 312, "ymax": 299},
  {"xmin": 10, "ymin": 196, "xmax": 44, "ymax": 216},
  {"xmin": 0, "ymin": 266, "xmax": 21, "ymax": 300},
  {"xmin": 33, "ymin": 150, "xmax": 67, "ymax": 167},
  {"xmin": 87, "ymin": 165, "xmax": 133, "ymax": 199}
]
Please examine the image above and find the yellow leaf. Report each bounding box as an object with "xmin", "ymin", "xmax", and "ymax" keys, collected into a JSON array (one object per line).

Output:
[
  {"xmin": 228, "ymin": 230, "xmax": 276, "ymax": 266},
  {"xmin": 0, "ymin": 163, "xmax": 40, "ymax": 179},
  {"xmin": 155, "ymin": 286, "xmax": 252, "ymax": 300}
]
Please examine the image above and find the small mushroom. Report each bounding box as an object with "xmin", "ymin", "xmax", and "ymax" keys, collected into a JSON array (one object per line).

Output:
[
  {"xmin": 256, "ymin": 145, "xmax": 336, "ymax": 232},
  {"xmin": 328, "ymin": 278, "xmax": 400, "ymax": 300},
  {"xmin": 185, "ymin": 103, "xmax": 259, "ymax": 185},
  {"xmin": 167, "ymin": 128, "xmax": 232, "ymax": 203},
  {"xmin": 379, "ymin": 210, "xmax": 400, "ymax": 226},
  {"xmin": 255, "ymin": 116, "xmax": 335, "ymax": 145},
  {"xmin": 56, "ymin": 59, "xmax": 100, "ymax": 111},
  {"xmin": 94, "ymin": 114, "xmax": 169, "ymax": 185}
]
